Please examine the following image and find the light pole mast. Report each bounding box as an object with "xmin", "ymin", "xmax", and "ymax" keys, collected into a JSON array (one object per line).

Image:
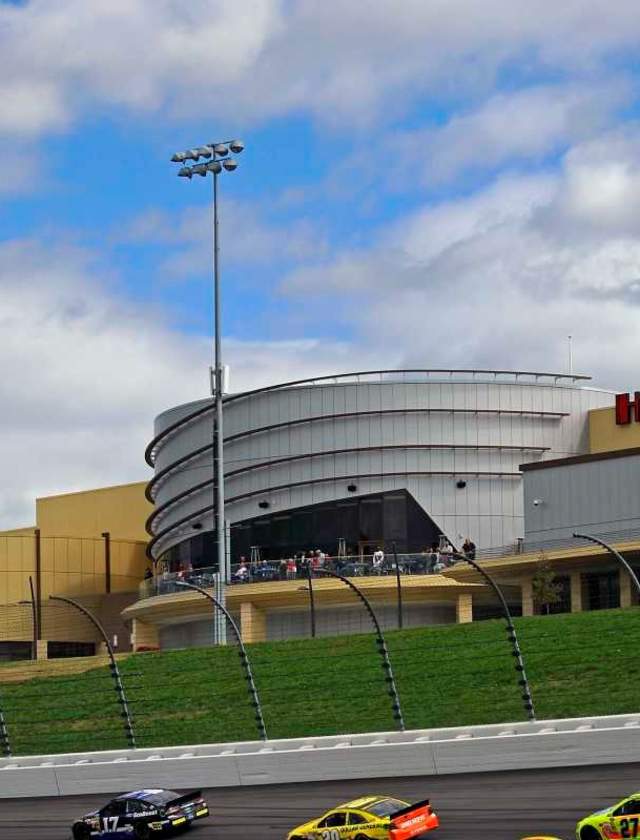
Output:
[{"xmin": 171, "ymin": 138, "xmax": 244, "ymax": 644}]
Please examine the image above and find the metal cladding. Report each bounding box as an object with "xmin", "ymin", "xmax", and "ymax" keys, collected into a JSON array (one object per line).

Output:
[{"xmin": 146, "ymin": 369, "xmax": 613, "ymax": 561}]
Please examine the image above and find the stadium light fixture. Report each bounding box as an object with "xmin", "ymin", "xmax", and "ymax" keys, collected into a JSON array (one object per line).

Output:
[{"xmin": 169, "ymin": 138, "xmax": 245, "ymax": 646}]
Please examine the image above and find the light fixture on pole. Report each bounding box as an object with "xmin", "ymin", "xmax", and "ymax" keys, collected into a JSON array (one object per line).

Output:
[{"xmin": 170, "ymin": 138, "xmax": 244, "ymax": 645}]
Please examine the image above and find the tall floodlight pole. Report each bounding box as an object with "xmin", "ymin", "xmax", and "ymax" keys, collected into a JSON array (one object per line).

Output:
[{"xmin": 171, "ymin": 139, "xmax": 244, "ymax": 644}]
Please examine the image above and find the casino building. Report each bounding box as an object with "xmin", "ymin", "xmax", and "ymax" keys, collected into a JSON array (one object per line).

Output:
[
  {"xmin": 120, "ymin": 368, "xmax": 623, "ymax": 648},
  {"xmin": 145, "ymin": 369, "xmax": 612, "ymax": 568},
  {"xmin": 7, "ymin": 367, "xmax": 640, "ymax": 656}
]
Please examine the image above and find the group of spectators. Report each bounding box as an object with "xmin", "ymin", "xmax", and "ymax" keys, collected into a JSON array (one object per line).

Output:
[
  {"xmin": 143, "ymin": 537, "xmax": 478, "ymax": 589},
  {"xmin": 232, "ymin": 549, "xmax": 329, "ymax": 583},
  {"xmin": 229, "ymin": 537, "xmax": 477, "ymax": 583}
]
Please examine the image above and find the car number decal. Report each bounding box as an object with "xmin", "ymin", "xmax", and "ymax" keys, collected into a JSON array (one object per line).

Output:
[
  {"xmin": 102, "ymin": 816, "xmax": 119, "ymax": 832},
  {"xmin": 620, "ymin": 818, "xmax": 640, "ymax": 838},
  {"xmin": 320, "ymin": 830, "xmax": 341, "ymax": 840}
]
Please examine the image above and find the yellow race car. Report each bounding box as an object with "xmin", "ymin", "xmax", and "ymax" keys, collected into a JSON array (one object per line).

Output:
[
  {"xmin": 287, "ymin": 794, "xmax": 439, "ymax": 840},
  {"xmin": 577, "ymin": 792, "xmax": 640, "ymax": 839}
]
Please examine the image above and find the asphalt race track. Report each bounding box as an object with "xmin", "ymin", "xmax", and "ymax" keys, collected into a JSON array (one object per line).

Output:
[{"xmin": 1, "ymin": 762, "xmax": 639, "ymax": 839}]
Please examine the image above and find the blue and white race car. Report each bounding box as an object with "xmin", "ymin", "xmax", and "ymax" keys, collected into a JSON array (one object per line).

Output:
[{"xmin": 71, "ymin": 788, "xmax": 209, "ymax": 838}]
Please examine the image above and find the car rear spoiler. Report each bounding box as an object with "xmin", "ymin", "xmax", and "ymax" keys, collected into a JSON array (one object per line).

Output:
[
  {"xmin": 166, "ymin": 791, "xmax": 203, "ymax": 808},
  {"xmin": 390, "ymin": 799, "xmax": 430, "ymax": 820}
]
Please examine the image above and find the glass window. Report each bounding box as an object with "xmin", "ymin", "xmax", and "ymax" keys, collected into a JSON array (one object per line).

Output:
[
  {"xmin": 47, "ymin": 641, "xmax": 96, "ymax": 659},
  {"xmin": 348, "ymin": 812, "xmax": 369, "ymax": 825},
  {"xmin": 383, "ymin": 494, "xmax": 407, "ymax": 543},
  {"xmin": 359, "ymin": 498, "xmax": 383, "ymax": 543},
  {"xmin": 271, "ymin": 516, "xmax": 291, "ymax": 547},
  {"xmin": 314, "ymin": 505, "xmax": 336, "ymax": 544},
  {"xmin": 366, "ymin": 799, "xmax": 407, "ymax": 817},
  {"xmin": 291, "ymin": 509, "xmax": 313, "ymax": 547},
  {"xmin": 0, "ymin": 641, "xmax": 32, "ymax": 662},
  {"xmin": 615, "ymin": 800, "xmax": 640, "ymax": 816},
  {"xmin": 102, "ymin": 800, "xmax": 127, "ymax": 817},
  {"xmin": 586, "ymin": 572, "xmax": 620, "ymax": 611},
  {"xmin": 227, "ymin": 489, "xmax": 444, "ymax": 562},
  {"xmin": 337, "ymin": 502, "xmax": 359, "ymax": 544},
  {"xmin": 318, "ymin": 811, "xmax": 347, "ymax": 828}
]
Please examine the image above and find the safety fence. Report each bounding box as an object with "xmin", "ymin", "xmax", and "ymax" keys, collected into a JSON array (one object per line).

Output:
[
  {"xmin": 0, "ymin": 599, "xmax": 639, "ymax": 757},
  {"xmin": 139, "ymin": 551, "xmax": 465, "ymax": 600},
  {"xmin": 477, "ymin": 524, "xmax": 640, "ymax": 560}
]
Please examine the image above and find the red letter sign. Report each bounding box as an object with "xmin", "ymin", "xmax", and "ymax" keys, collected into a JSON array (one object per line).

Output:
[{"xmin": 615, "ymin": 392, "xmax": 640, "ymax": 425}]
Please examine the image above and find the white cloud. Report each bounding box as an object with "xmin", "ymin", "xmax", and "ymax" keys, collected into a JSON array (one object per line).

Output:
[
  {"xmin": 0, "ymin": 236, "xmax": 377, "ymax": 528},
  {"xmin": 539, "ymin": 128, "xmax": 640, "ymax": 238},
  {"xmin": 1, "ymin": 1, "xmax": 640, "ymax": 137},
  {"xmin": 280, "ymin": 128, "xmax": 640, "ymax": 389},
  {"xmin": 120, "ymin": 200, "xmax": 328, "ymax": 277},
  {"xmin": 396, "ymin": 81, "xmax": 628, "ymax": 187}
]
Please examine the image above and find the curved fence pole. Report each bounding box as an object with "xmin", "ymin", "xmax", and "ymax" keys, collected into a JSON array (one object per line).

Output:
[
  {"xmin": 315, "ymin": 568, "xmax": 405, "ymax": 731},
  {"xmin": 175, "ymin": 580, "xmax": 268, "ymax": 741},
  {"xmin": 449, "ymin": 551, "xmax": 536, "ymax": 722},
  {"xmin": 48, "ymin": 595, "xmax": 136, "ymax": 749},
  {"xmin": 0, "ymin": 688, "xmax": 11, "ymax": 756},
  {"xmin": 573, "ymin": 532, "xmax": 640, "ymax": 602}
]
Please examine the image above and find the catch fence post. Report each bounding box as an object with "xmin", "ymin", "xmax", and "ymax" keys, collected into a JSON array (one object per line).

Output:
[
  {"xmin": 316, "ymin": 568, "xmax": 405, "ymax": 731},
  {"xmin": 49, "ymin": 595, "xmax": 136, "ymax": 748},
  {"xmin": 449, "ymin": 551, "xmax": 535, "ymax": 722},
  {"xmin": 175, "ymin": 580, "xmax": 268, "ymax": 741}
]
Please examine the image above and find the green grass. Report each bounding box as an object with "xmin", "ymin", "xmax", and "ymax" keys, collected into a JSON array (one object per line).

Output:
[{"xmin": 1, "ymin": 607, "xmax": 639, "ymax": 755}]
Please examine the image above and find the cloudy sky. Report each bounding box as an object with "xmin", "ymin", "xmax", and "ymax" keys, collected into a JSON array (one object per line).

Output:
[{"xmin": 2, "ymin": 0, "xmax": 640, "ymax": 527}]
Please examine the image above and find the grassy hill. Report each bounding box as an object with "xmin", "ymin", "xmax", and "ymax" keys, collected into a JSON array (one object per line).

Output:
[{"xmin": 0, "ymin": 607, "xmax": 638, "ymax": 756}]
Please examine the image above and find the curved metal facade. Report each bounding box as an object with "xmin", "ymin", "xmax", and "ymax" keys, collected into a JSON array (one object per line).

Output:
[{"xmin": 147, "ymin": 370, "xmax": 613, "ymax": 561}]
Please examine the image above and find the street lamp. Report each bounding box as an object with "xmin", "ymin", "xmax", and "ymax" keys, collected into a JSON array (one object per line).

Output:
[{"xmin": 171, "ymin": 138, "xmax": 244, "ymax": 645}]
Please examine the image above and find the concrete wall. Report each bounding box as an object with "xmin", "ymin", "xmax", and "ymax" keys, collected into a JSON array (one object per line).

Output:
[
  {"xmin": 266, "ymin": 603, "xmax": 456, "ymax": 641},
  {"xmin": 158, "ymin": 613, "xmax": 241, "ymax": 650},
  {"xmin": 150, "ymin": 373, "xmax": 613, "ymax": 558},
  {"xmin": 2, "ymin": 715, "xmax": 639, "ymax": 799},
  {"xmin": 524, "ymin": 452, "xmax": 640, "ymax": 542}
]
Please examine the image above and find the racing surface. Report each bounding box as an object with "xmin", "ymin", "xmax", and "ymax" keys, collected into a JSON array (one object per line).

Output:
[{"xmin": 1, "ymin": 762, "xmax": 639, "ymax": 839}]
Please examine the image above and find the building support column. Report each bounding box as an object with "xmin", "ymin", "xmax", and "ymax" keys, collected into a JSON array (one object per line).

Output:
[
  {"xmin": 35, "ymin": 640, "xmax": 48, "ymax": 660},
  {"xmin": 101, "ymin": 531, "xmax": 111, "ymax": 594},
  {"xmin": 131, "ymin": 618, "xmax": 159, "ymax": 651},
  {"xmin": 456, "ymin": 593, "xmax": 473, "ymax": 624},
  {"xmin": 620, "ymin": 569, "xmax": 633, "ymax": 609},
  {"xmin": 570, "ymin": 571, "xmax": 583, "ymax": 613},
  {"xmin": 521, "ymin": 577, "xmax": 534, "ymax": 617},
  {"xmin": 240, "ymin": 602, "xmax": 267, "ymax": 644}
]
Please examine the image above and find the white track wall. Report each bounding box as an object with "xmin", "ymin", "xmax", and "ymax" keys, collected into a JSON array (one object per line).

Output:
[
  {"xmin": 150, "ymin": 373, "xmax": 613, "ymax": 559},
  {"xmin": 2, "ymin": 715, "xmax": 639, "ymax": 799}
]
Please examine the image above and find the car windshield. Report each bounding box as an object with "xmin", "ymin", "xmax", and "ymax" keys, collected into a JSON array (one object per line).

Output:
[{"xmin": 366, "ymin": 799, "xmax": 407, "ymax": 817}]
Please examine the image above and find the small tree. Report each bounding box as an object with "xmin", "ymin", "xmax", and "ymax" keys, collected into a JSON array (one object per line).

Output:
[{"xmin": 531, "ymin": 556, "xmax": 563, "ymax": 615}]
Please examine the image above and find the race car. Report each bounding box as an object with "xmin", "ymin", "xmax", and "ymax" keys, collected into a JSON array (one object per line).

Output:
[
  {"xmin": 577, "ymin": 792, "xmax": 640, "ymax": 840},
  {"xmin": 71, "ymin": 788, "xmax": 209, "ymax": 839},
  {"xmin": 287, "ymin": 794, "xmax": 439, "ymax": 840}
]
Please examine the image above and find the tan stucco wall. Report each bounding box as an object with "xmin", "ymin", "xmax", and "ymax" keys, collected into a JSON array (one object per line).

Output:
[
  {"xmin": 589, "ymin": 406, "xmax": 640, "ymax": 453},
  {"xmin": 35, "ymin": 481, "xmax": 151, "ymax": 541},
  {"xmin": 0, "ymin": 483, "xmax": 151, "ymax": 646}
]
